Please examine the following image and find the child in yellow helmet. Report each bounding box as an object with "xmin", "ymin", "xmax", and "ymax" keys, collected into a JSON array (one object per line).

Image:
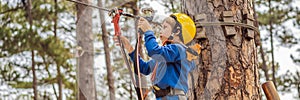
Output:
[{"xmin": 115, "ymin": 13, "xmax": 199, "ymax": 100}]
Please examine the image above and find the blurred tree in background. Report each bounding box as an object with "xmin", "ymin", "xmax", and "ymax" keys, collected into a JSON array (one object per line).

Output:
[
  {"xmin": 256, "ymin": 0, "xmax": 300, "ymax": 98},
  {"xmin": 0, "ymin": 0, "xmax": 76, "ymax": 99}
]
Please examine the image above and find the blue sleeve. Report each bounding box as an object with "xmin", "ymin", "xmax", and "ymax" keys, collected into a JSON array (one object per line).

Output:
[
  {"xmin": 144, "ymin": 31, "xmax": 181, "ymax": 62},
  {"xmin": 128, "ymin": 50, "xmax": 155, "ymax": 75}
]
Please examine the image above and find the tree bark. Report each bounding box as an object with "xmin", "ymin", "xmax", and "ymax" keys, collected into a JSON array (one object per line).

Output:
[
  {"xmin": 76, "ymin": 0, "xmax": 96, "ymax": 99},
  {"xmin": 98, "ymin": 0, "xmax": 115, "ymax": 100},
  {"xmin": 182, "ymin": 0, "xmax": 261, "ymax": 99}
]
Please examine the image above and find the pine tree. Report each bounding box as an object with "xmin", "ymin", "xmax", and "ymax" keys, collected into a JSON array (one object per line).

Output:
[{"xmin": 0, "ymin": 0, "xmax": 76, "ymax": 99}]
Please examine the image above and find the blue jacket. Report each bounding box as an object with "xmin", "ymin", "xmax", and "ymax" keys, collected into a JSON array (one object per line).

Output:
[{"xmin": 129, "ymin": 30, "xmax": 196, "ymax": 94}]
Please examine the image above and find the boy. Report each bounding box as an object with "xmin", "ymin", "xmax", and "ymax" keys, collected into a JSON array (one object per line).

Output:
[{"xmin": 115, "ymin": 13, "xmax": 200, "ymax": 100}]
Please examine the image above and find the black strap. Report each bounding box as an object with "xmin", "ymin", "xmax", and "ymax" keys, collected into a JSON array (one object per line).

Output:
[
  {"xmin": 177, "ymin": 43, "xmax": 198, "ymax": 56},
  {"xmin": 153, "ymin": 87, "xmax": 171, "ymax": 98},
  {"xmin": 186, "ymin": 47, "xmax": 198, "ymax": 56}
]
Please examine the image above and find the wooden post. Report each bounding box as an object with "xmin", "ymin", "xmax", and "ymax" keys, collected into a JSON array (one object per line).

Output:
[{"xmin": 262, "ymin": 81, "xmax": 280, "ymax": 100}]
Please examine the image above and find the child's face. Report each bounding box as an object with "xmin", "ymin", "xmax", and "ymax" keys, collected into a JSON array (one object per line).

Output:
[{"xmin": 159, "ymin": 21, "xmax": 173, "ymax": 42}]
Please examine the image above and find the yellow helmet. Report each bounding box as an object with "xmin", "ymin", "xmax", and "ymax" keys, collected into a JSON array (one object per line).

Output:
[{"xmin": 171, "ymin": 13, "xmax": 196, "ymax": 44}]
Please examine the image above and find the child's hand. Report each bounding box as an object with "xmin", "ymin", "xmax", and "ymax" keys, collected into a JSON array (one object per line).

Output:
[
  {"xmin": 114, "ymin": 36, "xmax": 134, "ymax": 53},
  {"xmin": 138, "ymin": 17, "xmax": 152, "ymax": 32}
]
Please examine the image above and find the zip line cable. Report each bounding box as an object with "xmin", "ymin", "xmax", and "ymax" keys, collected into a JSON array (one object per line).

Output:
[
  {"xmin": 67, "ymin": 0, "xmax": 136, "ymax": 18},
  {"xmin": 67, "ymin": 0, "xmax": 110, "ymax": 11}
]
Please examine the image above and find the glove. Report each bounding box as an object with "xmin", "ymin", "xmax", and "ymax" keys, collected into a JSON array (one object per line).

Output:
[{"xmin": 138, "ymin": 17, "xmax": 152, "ymax": 33}]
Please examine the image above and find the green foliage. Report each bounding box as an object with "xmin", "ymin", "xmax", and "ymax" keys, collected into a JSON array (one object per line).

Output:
[
  {"xmin": 256, "ymin": 0, "xmax": 299, "ymax": 46},
  {"xmin": 278, "ymin": 70, "xmax": 300, "ymax": 98},
  {"xmin": 0, "ymin": 0, "xmax": 76, "ymax": 99},
  {"xmin": 0, "ymin": 62, "xmax": 22, "ymax": 82},
  {"xmin": 37, "ymin": 36, "xmax": 72, "ymax": 65},
  {"xmin": 291, "ymin": 48, "xmax": 300, "ymax": 65},
  {"xmin": 9, "ymin": 81, "xmax": 33, "ymax": 88}
]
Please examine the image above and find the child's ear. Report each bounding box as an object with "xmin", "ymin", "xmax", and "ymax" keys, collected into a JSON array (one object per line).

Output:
[
  {"xmin": 176, "ymin": 29, "xmax": 180, "ymax": 34},
  {"xmin": 173, "ymin": 26, "xmax": 181, "ymax": 35}
]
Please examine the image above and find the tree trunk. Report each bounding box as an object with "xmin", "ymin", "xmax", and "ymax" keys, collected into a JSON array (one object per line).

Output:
[
  {"xmin": 31, "ymin": 51, "xmax": 37, "ymax": 100},
  {"xmin": 182, "ymin": 0, "xmax": 261, "ymax": 99},
  {"xmin": 259, "ymin": 44, "xmax": 269, "ymax": 81},
  {"xmin": 76, "ymin": 0, "xmax": 96, "ymax": 99},
  {"xmin": 252, "ymin": 1, "xmax": 269, "ymax": 81},
  {"xmin": 27, "ymin": 0, "xmax": 38, "ymax": 99},
  {"xmin": 54, "ymin": 0, "xmax": 63, "ymax": 99},
  {"xmin": 98, "ymin": 0, "xmax": 115, "ymax": 100},
  {"xmin": 268, "ymin": 0, "xmax": 277, "ymax": 89}
]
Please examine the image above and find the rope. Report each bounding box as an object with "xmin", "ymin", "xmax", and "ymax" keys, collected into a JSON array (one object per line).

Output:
[
  {"xmin": 194, "ymin": 21, "xmax": 260, "ymax": 33},
  {"xmin": 136, "ymin": 33, "xmax": 144, "ymax": 100},
  {"xmin": 118, "ymin": 37, "xmax": 137, "ymax": 87},
  {"xmin": 136, "ymin": 0, "xmax": 144, "ymax": 99}
]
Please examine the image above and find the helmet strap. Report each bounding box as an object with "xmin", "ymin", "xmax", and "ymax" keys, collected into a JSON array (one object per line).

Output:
[
  {"xmin": 166, "ymin": 26, "xmax": 182, "ymax": 45},
  {"xmin": 170, "ymin": 15, "xmax": 184, "ymax": 43},
  {"xmin": 164, "ymin": 15, "xmax": 184, "ymax": 45},
  {"xmin": 167, "ymin": 33, "xmax": 174, "ymax": 40},
  {"xmin": 169, "ymin": 27, "xmax": 183, "ymax": 43}
]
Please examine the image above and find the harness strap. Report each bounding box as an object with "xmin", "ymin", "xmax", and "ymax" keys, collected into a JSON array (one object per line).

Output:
[
  {"xmin": 187, "ymin": 47, "xmax": 198, "ymax": 56},
  {"xmin": 169, "ymin": 88, "xmax": 185, "ymax": 96},
  {"xmin": 153, "ymin": 86, "xmax": 185, "ymax": 98},
  {"xmin": 151, "ymin": 62, "xmax": 158, "ymax": 82},
  {"xmin": 151, "ymin": 40, "xmax": 171, "ymax": 83}
]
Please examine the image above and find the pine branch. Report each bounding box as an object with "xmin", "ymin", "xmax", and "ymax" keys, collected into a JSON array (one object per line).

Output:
[{"xmin": 0, "ymin": 6, "xmax": 24, "ymax": 14}]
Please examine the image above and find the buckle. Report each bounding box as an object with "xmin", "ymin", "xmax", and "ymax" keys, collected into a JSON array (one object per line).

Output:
[{"xmin": 152, "ymin": 85, "xmax": 161, "ymax": 91}]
